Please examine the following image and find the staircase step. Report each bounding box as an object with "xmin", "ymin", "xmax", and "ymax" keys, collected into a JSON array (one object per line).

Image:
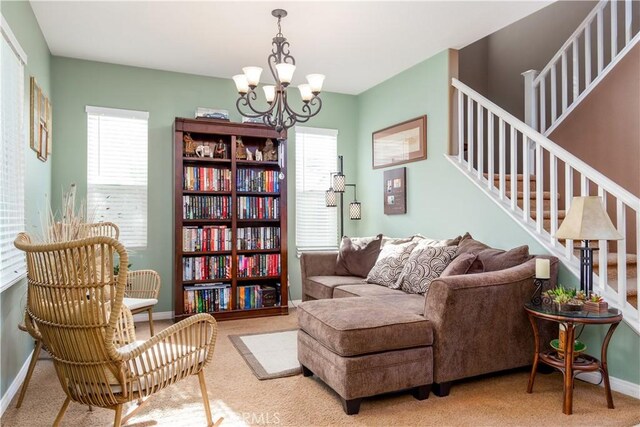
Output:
[
  {"xmin": 592, "ymin": 253, "xmax": 638, "ymax": 268},
  {"xmin": 486, "ymin": 174, "xmax": 536, "ymax": 191},
  {"xmin": 588, "ymin": 253, "xmax": 638, "ymax": 281},
  {"xmin": 507, "ymin": 191, "xmax": 552, "ymax": 200},
  {"xmin": 531, "ymin": 210, "xmax": 566, "ymax": 220},
  {"xmin": 606, "ymin": 277, "xmax": 638, "ymax": 309},
  {"xmin": 516, "ymin": 197, "xmax": 552, "ymax": 210}
]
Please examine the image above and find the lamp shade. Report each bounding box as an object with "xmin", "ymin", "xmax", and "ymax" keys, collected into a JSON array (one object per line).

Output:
[
  {"xmin": 349, "ymin": 201, "xmax": 362, "ymax": 220},
  {"xmin": 555, "ymin": 196, "xmax": 622, "ymax": 241},
  {"xmin": 325, "ymin": 188, "xmax": 337, "ymax": 207},
  {"xmin": 333, "ymin": 173, "xmax": 346, "ymax": 193}
]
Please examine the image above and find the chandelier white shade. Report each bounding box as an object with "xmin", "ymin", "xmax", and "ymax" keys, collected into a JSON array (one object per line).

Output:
[{"xmin": 233, "ymin": 9, "xmax": 324, "ymax": 133}]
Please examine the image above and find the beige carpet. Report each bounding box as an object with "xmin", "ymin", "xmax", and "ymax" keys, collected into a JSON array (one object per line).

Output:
[{"xmin": 3, "ymin": 308, "xmax": 640, "ymax": 427}]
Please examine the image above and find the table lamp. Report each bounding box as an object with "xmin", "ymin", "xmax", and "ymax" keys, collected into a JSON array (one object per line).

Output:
[{"xmin": 555, "ymin": 196, "xmax": 622, "ymax": 295}]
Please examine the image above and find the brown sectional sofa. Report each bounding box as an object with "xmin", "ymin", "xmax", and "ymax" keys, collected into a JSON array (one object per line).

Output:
[{"xmin": 297, "ymin": 248, "xmax": 558, "ymax": 414}]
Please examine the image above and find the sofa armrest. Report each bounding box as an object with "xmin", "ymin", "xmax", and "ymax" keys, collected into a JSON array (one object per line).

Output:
[
  {"xmin": 300, "ymin": 251, "xmax": 338, "ymax": 279},
  {"xmin": 300, "ymin": 251, "xmax": 339, "ymax": 301},
  {"xmin": 423, "ymin": 257, "xmax": 558, "ymax": 384}
]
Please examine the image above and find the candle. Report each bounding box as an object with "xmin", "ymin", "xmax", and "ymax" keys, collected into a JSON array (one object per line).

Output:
[{"xmin": 536, "ymin": 258, "xmax": 550, "ymax": 279}]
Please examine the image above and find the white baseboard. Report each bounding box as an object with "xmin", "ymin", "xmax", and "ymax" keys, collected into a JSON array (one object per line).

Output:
[
  {"xmin": 289, "ymin": 299, "xmax": 302, "ymax": 308},
  {"xmin": 131, "ymin": 310, "xmax": 174, "ymax": 322},
  {"xmin": 576, "ymin": 372, "xmax": 640, "ymax": 400},
  {"xmin": 0, "ymin": 349, "xmax": 34, "ymax": 417}
]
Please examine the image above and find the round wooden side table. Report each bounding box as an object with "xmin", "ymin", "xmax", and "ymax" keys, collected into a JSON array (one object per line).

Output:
[{"xmin": 524, "ymin": 303, "xmax": 623, "ymax": 415}]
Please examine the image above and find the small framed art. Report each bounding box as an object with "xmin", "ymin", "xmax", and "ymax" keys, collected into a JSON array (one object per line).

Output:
[{"xmin": 383, "ymin": 167, "xmax": 406, "ymax": 215}]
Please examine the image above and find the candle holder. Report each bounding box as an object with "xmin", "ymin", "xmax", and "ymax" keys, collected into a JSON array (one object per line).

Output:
[{"xmin": 531, "ymin": 278, "xmax": 550, "ymax": 306}]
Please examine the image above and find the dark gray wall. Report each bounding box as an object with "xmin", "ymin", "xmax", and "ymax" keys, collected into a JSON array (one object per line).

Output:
[{"xmin": 459, "ymin": 0, "xmax": 597, "ymax": 120}]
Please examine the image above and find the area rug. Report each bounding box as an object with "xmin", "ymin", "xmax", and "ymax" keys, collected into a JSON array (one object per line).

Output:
[{"xmin": 228, "ymin": 329, "xmax": 301, "ymax": 380}]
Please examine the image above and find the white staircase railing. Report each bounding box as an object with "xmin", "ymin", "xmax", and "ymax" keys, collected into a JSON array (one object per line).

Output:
[
  {"xmin": 523, "ymin": 0, "xmax": 640, "ymax": 135},
  {"xmin": 450, "ymin": 78, "xmax": 640, "ymax": 333}
]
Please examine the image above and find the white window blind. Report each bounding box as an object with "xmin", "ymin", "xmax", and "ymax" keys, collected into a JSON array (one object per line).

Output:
[
  {"xmin": 0, "ymin": 19, "xmax": 27, "ymax": 290},
  {"xmin": 295, "ymin": 126, "xmax": 338, "ymax": 251},
  {"xmin": 87, "ymin": 106, "xmax": 149, "ymax": 248}
]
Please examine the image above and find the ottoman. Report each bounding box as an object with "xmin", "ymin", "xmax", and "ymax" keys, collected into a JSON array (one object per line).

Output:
[{"xmin": 297, "ymin": 297, "xmax": 433, "ymax": 414}]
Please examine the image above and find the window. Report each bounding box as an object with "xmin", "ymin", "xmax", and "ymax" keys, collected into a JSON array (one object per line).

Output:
[
  {"xmin": 87, "ymin": 106, "xmax": 148, "ymax": 248},
  {"xmin": 0, "ymin": 18, "xmax": 27, "ymax": 290},
  {"xmin": 295, "ymin": 126, "xmax": 338, "ymax": 251}
]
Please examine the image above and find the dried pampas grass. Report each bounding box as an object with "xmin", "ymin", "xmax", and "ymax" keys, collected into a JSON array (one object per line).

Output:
[{"xmin": 38, "ymin": 184, "xmax": 96, "ymax": 243}]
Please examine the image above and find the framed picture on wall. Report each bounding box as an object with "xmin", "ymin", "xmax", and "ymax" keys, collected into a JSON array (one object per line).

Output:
[
  {"xmin": 383, "ymin": 167, "xmax": 407, "ymax": 215},
  {"xmin": 30, "ymin": 77, "xmax": 52, "ymax": 162},
  {"xmin": 372, "ymin": 116, "xmax": 426, "ymax": 169}
]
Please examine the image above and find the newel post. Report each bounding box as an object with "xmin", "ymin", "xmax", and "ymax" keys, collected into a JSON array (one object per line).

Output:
[
  {"xmin": 522, "ymin": 70, "xmax": 539, "ymax": 130},
  {"xmin": 522, "ymin": 69, "xmax": 539, "ymax": 173}
]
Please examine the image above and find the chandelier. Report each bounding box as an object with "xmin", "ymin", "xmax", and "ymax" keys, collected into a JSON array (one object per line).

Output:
[{"xmin": 233, "ymin": 9, "xmax": 325, "ymax": 133}]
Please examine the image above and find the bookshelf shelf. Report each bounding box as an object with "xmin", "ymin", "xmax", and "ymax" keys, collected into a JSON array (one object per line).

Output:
[
  {"xmin": 183, "ymin": 190, "xmax": 232, "ymax": 195},
  {"xmin": 182, "ymin": 219, "xmax": 232, "ymax": 224},
  {"xmin": 182, "ymin": 157, "xmax": 231, "ymax": 164},
  {"xmin": 174, "ymin": 118, "xmax": 288, "ymax": 321},
  {"xmin": 236, "ymin": 191, "xmax": 280, "ymax": 196},
  {"xmin": 183, "ymin": 251, "xmax": 233, "ymax": 256},
  {"xmin": 237, "ymin": 248, "xmax": 281, "ymax": 254},
  {"xmin": 182, "ymin": 278, "xmax": 233, "ymax": 285}
]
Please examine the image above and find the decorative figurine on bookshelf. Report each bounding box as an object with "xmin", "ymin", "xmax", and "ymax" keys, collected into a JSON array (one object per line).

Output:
[
  {"xmin": 196, "ymin": 144, "xmax": 213, "ymax": 158},
  {"xmin": 246, "ymin": 148, "xmax": 254, "ymax": 161},
  {"xmin": 236, "ymin": 137, "xmax": 247, "ymax": 159},
  {"xmin": 213, "ymin": 139, "xmax": 227, "ymax": 159},
  {"xmin": 255, "ymin": 149, "xmax": 263, "ymax": 161},
  {"xmin": 183, "ymin": 133, "xmax": 197, "ymax": 157},
  {"xmin": 262, "ymin": 138, "xmax": 277, "ymax": 162}
]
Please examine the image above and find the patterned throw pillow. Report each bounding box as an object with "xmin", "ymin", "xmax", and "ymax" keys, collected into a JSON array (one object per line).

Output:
[
  {"xmin": 366, "ymin": 241, "xmax": 418, "ymax": 288},
  {"xmin": 397, "ymin": 246, "xmax": 458, "ymax": 295}
]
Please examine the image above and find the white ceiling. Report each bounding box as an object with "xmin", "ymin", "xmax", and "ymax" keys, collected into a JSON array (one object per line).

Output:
[{"xmin": 30, "ymin": 1, "xmax": 552, "ymax": 95}]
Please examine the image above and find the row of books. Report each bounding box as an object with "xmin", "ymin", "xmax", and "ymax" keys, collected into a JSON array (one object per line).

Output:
[
  {"xmin": 183, "ymin": 255, "xmax": 232, "ymax": 281},
  {"xmin": 183, "ymin": 226, "xmax": 232, "ymax": 252},
  {"xmin": 183, "ymin": 195, "xmax": 231, "ymax": 220},
  {"xmin": 183, "ymin": 283, "xmax": 231, "ymax": 313},
  {"xmin": 237, "ymin": 196, "xmax": 280, "ymax": 220},
  {"xmin": 183, "ymin": 166, "xmax": 232, "ymax": 192},
  {"xmin": 236, "ymin": 169, "xmax": 280, "ymax": 193},
  {"xmin": 237, "ymin": 284, "xmax": 280, "ymax": 310},
  {"xmin": 237, "ymin": 227, "xmax": 280, "ymax": 250},
  {"xmin": 237, "ymin": 254, "xmax": 281, "ymax": 278}
]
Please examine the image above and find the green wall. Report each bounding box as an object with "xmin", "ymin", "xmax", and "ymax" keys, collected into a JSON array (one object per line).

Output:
[
  {"xmin": 50, "ymin": 57, "xmax": 359, "ymax": 312},
  {"xmin": 354, "ymin": 49, "xmax": 639, "ymax": 386},
  {"xmin": 0, "ymin": 0, "xmax": 52, "ymax": 398}
]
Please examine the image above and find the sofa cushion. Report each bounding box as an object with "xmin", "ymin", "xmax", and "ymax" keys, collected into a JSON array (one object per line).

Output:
[
  {"xmin": 333, "ymin": 284, "xmax": 406, "ymax": 298},
  {"xmin": 397, "ymin": 246, "xmax": 458, "ymax": 294},
  {"xmin": 335, "ymin": 235, "xmax": 383, "ymax": 277},
  {"xmin": 382, "ymin": 294, "xmax": 426, "ymax": 316},
  {"xmin": 367, "ymin": 240, "xmax": 418, "ymax": 287},
  {"xmin": 298, "ymin": 297, "xmax": 433, "ymax": 357},
  {"xmin": 456, "ymin": 232, "xmax": 490, "ymax": 255},
  {"xmin": 476, "ymin": 245, "xmax": 530, "ymax": 273},
  {"xmin": 441, "ymin": 253, "xmax": 478, "ymax": 277},
  {"xmin": 305, "ymin": 276, "xmax": 366, "ymax": 300}
]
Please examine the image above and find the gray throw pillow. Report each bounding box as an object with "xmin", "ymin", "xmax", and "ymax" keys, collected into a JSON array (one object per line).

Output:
[
  {"xmin": 456, "ymin": 232, "xmax": 490, "ymax": 255},
  {"xmin": 335, "ymin": 235, "xmax": 383, "ymax": 277},
  {"xmin": 440, "ymin": 253, "xmax": 478, "ymax": 277},
  {"xmin": 397, "ymin": 246, "xmax": 458, "ymax": 295},
  {"xmin": 476, "ymin": 245, "xmax": 530, "ymax": 272},
  {"xmin": 367, "ymin": 240, "xmax": 418, "ymax": 288}
]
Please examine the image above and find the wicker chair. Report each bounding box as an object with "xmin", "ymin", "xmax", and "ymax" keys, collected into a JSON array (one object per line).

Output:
[
  {"xmin": 14, "ymin": 233, "xmax": 219, "ymax": 427},
  {"xmin": 15, "ymin": 221, "xmax": 162, "ymax": 408},
  {"xmin": 125, "ymin": 270, "xmax": 161, "ymax": 336}
]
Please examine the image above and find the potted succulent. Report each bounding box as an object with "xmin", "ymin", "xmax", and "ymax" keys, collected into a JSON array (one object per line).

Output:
[
  {"xmin": 584, "ymin": 293, "xmax": 608, "ymax": 313},
  {"xmin": 543, "ymin": 286, "xmax": 584, "ymax": 311}
]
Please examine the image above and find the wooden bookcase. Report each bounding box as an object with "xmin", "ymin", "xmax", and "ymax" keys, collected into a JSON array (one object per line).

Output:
[{"xmin": 173, "ymin": 118, "xmax": 288, "ymax": 321}]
